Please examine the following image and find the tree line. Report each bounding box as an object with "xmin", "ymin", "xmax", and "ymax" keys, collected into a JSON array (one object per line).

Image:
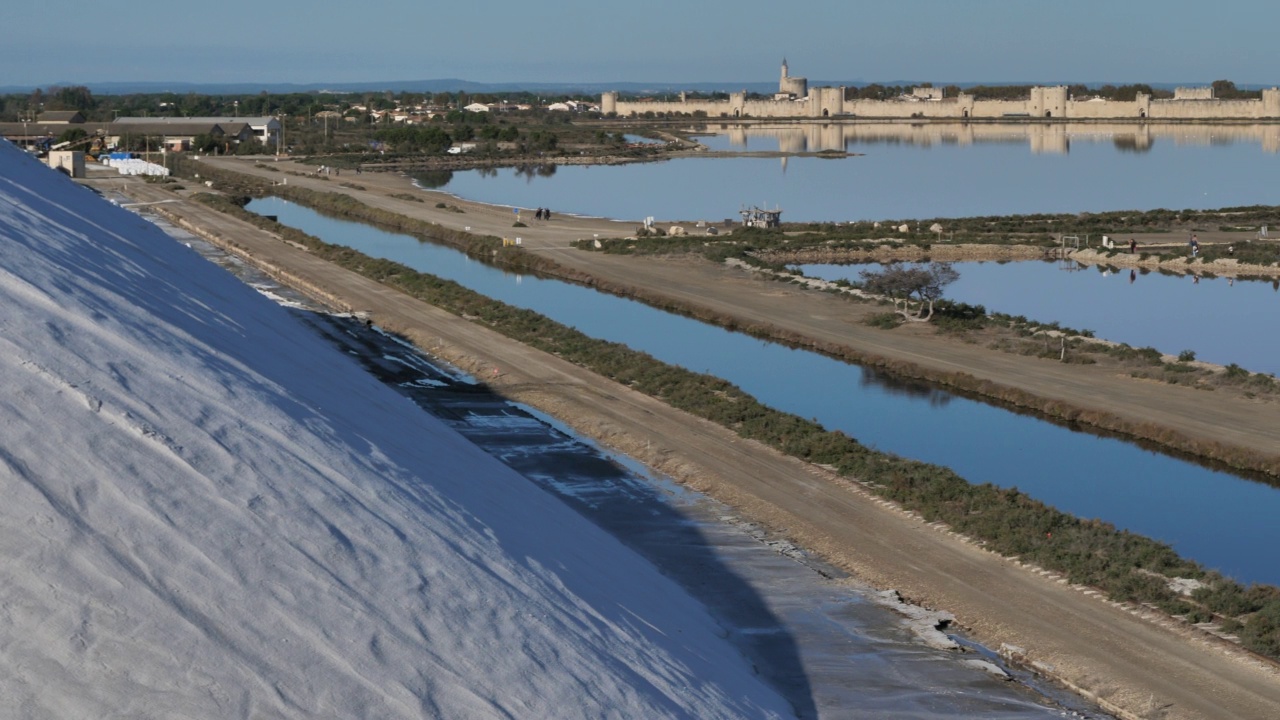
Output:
[{"xmin": 0, "ymin": 86, "xmax": 605, "ymax": 124}]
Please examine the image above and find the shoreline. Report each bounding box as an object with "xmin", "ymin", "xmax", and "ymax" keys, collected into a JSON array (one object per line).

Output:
[
  {"xmin": 763, "ymin": 244, "xmax": 1280, "ymax": 279},
  {"xmin": 107, "ymin": 166, "xmax": 1280, "ymax": 718}
]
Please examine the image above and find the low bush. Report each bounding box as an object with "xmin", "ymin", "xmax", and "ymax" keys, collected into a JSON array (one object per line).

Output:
[{"xmin": 865, "ymin": 312, "xmax": 902, "ymax": 329}]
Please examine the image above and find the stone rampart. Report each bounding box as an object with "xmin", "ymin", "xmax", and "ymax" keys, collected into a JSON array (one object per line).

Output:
[{"xmin": 605, "ymin": 85, "xmax": 1280, "ymax": 121}]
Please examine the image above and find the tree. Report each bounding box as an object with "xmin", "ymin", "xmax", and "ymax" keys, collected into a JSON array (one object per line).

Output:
[
  {"xmin": 1212, "ymin": 79, "xmax": 1239, "ymax": 99},
  {"xmin": 858, "ymin": 262, "xmax": 959, "ymax": 321},
  {"xmin": 55, "ymin": 127, "xmax": 87, "ymax": 144},
  {"xmin": 49, "ymin": 86, "xmax": 95, "ymax": 112}
]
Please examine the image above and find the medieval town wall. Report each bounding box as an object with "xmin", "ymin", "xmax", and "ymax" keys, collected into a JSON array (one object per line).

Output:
[
  {"xmin": 1147, "ymin": 98, "xmax": 1270, "ymax": 120},
  {"xmin": 605, "ymin": 91, "xmax": 1280, "ymax": 122},
  {"xmin": 1175, "ymin": 87, "xmax": 1215, "ymax": 100},
  {"xmin": 1066, "ymin": 98, "xmax": 1147, "ymax": 119}
]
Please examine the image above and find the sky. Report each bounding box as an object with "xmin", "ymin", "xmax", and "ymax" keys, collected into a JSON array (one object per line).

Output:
[
  {"xmin": 0, "ymin": 140, "xmax": 795, "ymax": 717},
  {"xmin": 4, "ymin": 1, "xmax": 1280, "ymax": 88}
]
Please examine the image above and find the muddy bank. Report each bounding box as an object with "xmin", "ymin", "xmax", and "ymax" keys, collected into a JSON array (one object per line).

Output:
[
  {"xmin": 760, "ymin": 243, "xmax": 1280, "ymax": 278},
  {"xmin": 1070, "ymin": 247, "xmax": 1280, "ymax": 278}
]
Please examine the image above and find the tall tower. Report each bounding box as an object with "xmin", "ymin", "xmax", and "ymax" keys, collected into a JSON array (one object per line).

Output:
[{"xmin": 779, "ymin": 58, "xmax": 807, "ymax": 98}]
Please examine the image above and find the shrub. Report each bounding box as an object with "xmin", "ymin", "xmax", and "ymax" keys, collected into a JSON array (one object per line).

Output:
[
  {"xmin": 865, "ymin": 312, "xmax": 903, "ymax": 329},
  {"xmin": 1178, "ymin": 349, "xmax": 1197, "ymax": 362}
]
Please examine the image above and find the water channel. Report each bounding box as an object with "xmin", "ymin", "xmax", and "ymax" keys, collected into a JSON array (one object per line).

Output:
[
  {"xmin": 249, "ymin": 196, "xmax": 1280, "ymax": 586},
  {"xmin": 798, "ymin": 260, "xmax": 1280, "ymax": 375},
  {"xmin": 424, "ymin": 123, "xmax": 1280, "ymax": 223},
  {"xmin": 153, "ymin": 211, "xmax": 1090, "ymax": 718}
]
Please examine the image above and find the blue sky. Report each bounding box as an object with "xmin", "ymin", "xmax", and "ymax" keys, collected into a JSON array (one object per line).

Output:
[{"xmin": 4, "ymin": 1, "xmax": 1277, "ymax": 87}]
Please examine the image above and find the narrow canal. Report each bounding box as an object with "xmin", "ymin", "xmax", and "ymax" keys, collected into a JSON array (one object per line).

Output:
[
  {"xmin": 157, "ymin": 212, "xmax": 1093, "ymax": 719},
  {"xmin": 249, "ymin": 196, "xmax": 1280, "ymax": 587}
]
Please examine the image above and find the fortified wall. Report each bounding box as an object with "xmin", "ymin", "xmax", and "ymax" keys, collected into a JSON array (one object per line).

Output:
[{"xmin": 601, "ymin": 63, "xmax": 1280, "ymax": 121}]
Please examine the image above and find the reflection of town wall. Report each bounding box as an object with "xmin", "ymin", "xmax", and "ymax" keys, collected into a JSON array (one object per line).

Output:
[
  {"xmin": 603, "ymin": 88, "xmax": 1280, "ymax": 121},
  {"xmin": 715, "ymin": 122, "xmax": 1280, "ymax": 154}
]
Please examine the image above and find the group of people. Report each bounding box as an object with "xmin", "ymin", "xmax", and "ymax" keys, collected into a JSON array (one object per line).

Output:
[
  {"xmin": 314, "ymin": 165, "xmax": 362, "ymax": 176},
  {"xmin": 533, "ymin": 207, "xmax": 553, "ymax": 221}
]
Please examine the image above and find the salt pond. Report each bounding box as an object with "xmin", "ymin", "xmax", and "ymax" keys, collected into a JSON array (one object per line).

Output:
[
  {"xmin": 425, "ymin": 122, "xmax": 1280, "ymax": 223},
  {"xmin": 799, "ymin": 260, "xmax": 1280, "ymax": 374}
]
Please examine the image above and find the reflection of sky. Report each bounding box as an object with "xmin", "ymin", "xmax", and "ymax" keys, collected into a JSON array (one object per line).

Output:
[
  {"xmin": 436, "ymin": 139, "xmax": 1280, "ymax": 223},
  {"xmin": 802, "ymin": 261, "xmax": 1280, "ymax": 374},
  {"xmin": 252, "ymin": 196, "xmax": 1280, "ymax": 585}
]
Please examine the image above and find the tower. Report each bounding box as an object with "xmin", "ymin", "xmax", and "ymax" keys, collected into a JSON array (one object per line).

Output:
[{"xmin": 779, "ymin": 58, "xmax": 807, "ymax": 99}]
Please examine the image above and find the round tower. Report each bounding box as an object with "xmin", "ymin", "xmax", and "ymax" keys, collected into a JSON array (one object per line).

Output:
[
  {"xmin": 601, "ymin": 91, "xmax": 618, "ymax": 116},
  {"xmin": 779, "ymin": 58, "xmax": 808, "ymax": 98}
]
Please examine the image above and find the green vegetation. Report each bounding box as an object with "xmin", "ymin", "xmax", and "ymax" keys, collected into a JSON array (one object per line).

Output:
[
  {"xmin": 1, "ymin": 86, "xmax": 669, "ymax": 164},
  {"xmin": 858, "ymin": 262, "xmax": 959, "ymax": 320},
  {"xmin": 185, "ymin": 188, "xmax": 1280, "ymax": 661}
]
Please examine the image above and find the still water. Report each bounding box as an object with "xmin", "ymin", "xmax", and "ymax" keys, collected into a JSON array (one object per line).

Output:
[
  {"xmin": 424, "ymin": 123, "xmax": 1280, "ymax": 223},
  {"xmin": 799, "ymin": 260, "xmax": 1280, "ymax": 375},
  {"xmin": 250, "ymin": 196, "xmax": 1280, "ymax": 585}
]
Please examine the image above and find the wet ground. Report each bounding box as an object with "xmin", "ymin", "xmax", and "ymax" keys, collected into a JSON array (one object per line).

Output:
[{"xmin": 165, "ymin": 213, "xmax": 1104, "ymax": 718}]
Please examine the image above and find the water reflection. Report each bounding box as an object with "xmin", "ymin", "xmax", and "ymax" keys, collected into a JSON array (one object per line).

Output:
[
  {"xmin": 801, "ymin": 260, "xmax": 1280, "ymax": 374},
  {"xmin": 861, "ymin": 366, "xmax": 954, "ymax": 408},
  {"xmin": 514, "ymin": 163, "xmax": 557, "ymax": 181},
  {"xmin": 696, "ymin": 121, "xmax": 1280, "ymax": 155},
  {"xmin": 430, "ymin": 130, "xmax": 1280, "ymax": 223},
  {"xmin": 413, "ymin": 169, "xmax": 454, "ymax": 188}
]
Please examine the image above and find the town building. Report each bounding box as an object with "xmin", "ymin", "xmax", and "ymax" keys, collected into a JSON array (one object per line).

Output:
[{"xmin": 602, "ymin": 62, "xmax": 1280, "ymax": 121}]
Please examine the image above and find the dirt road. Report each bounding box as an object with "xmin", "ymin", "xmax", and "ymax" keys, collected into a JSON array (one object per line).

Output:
[
  {"xmin": 105, "ymin": 164, "xmax": 1280, "ymax": 719},
  {"xmin": 201, "ymin": 157, "xmax": 1280, "ymax": 467}
]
